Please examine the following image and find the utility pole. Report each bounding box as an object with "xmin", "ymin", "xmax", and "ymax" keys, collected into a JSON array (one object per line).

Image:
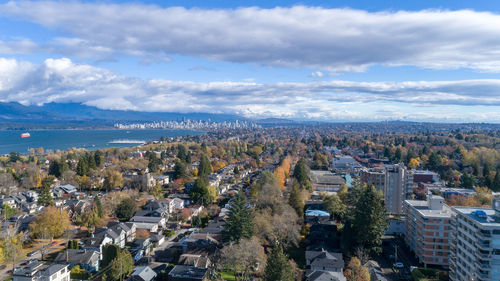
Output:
[{"xmin": 395, "ymin": 244, "xmax": 398, "ymax": 263}]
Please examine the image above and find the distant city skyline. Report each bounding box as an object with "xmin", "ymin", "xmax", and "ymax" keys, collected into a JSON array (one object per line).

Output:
[{"xmin": 2, "ymin": 0, "xmax": 500, "ymax": 122}]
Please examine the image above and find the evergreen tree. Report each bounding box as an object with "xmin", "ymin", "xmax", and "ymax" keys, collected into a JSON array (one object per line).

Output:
[
  {"xmin": 177, "ymin": 144, "xmax": 188, "ymax": 162},
  {"xmin": 87, "ymin": 153, "xmax": 97, "ymax": 170},
  {"xmin": 294, "ymin": 158, "xmax": 311, "ymax": 190},
  {"xmin": 116, "ymin": 198, "xmax": 136, "ymax": 221},
  {"xmin": 189, "ymin": 176, "xmax": 211, "ymax": 205},
  {"xmin": 101, "ymin": 244, "xmax": 121, "ymax": 267},
  {"xmin": 95, "ymin": 196, "xmax": 104, "ymax": 218},
  {"xmin": 48, "ymin": 161, "xmax": 61, "ymax": 178},
  {"xmin": 222, "ymin": 193, "xmax": 253, "ymax": 242},
  {"xmin": 264, "ymin": 245, "xmax": 295, "ymax": 281},
  {"xmin": 110, "ymin": 249, "xmax": 133, "ymax": 281},
  {"xmin": 342, "ymin": 184, "xmax": 388, "ymax": 255},
  {"xmin": 288, "ymin": 183, "xmax": 304, "ymax": 217},
  {"xmin": 173, "ymin": 160, "xmax": 186, "ymax": 179},
  {"xmin": 38, "ymin": 176, "xmax": 54, "ymax": 206},
  {"xmin": 427, "ymin": 152, "xmax": 442, "ymax": 171},
  {"xmin": 460, "ymin": 173, "xmax": 475, "ymax": 189},
  {"xmin": 198, "ymin": 155, "xmax": 213, "ymax": 177},
  {"xmin": 492, "ymin": 170, "xmax": 500, "ymax": 192},
  {"xmin": 94, "ymin": 150, "xmax": 104, "ymax": 167},
  {"xmin": 76, "ymin": 157, "xmax": 89, "ymax": 176}
]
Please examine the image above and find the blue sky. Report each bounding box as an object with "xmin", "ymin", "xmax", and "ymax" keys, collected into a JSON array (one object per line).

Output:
[{"xmin": 1, "ymin": 0, "xmax": 500, "ymax": 122}]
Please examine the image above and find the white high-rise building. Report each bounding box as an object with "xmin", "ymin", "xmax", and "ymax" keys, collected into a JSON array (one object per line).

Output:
[
  {"xmin": 449, "ymin": 198, "xmax": 500, "ymax": 281},
  {"xmin": 385, "ymin": 163, "xmax": 407, "ymax": 215}
]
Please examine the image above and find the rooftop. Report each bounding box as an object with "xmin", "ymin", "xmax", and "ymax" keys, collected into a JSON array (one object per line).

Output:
[
  {"xmin": 405, "ymin": 197, "xmax": 453, "ymax": 218},
  {"xmin": 452, "ymin": 207, "xmax": 500, "ymax": 227}
]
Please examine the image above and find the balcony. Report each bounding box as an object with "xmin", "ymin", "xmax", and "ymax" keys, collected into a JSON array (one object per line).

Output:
[
  {"xmin": 475, "ymin": 260, "xmax": 491, "ymax": 270},
  {"xmin": 476, "ymin": 241, "xmax": 492, "ymax": 251},
  {"xmin": 476, "ymin": 231, "xmax": 492, "ymax": 239}
]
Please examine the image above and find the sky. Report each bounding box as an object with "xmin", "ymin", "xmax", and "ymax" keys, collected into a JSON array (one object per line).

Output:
[{"xmin": 2, "ymin": 0, "xmax": 500, "ymax": 122}]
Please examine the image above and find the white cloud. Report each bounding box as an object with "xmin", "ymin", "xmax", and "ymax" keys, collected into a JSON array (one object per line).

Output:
[
  {"xmin": 2, "ymin": 57, "xmax": 500, "ymax": 122},
  {"xmin": 309, "ymin": 71, "xmax": 324, "ymax": 78},
  {"xmin": 3, "ymin": 2, "xmax": 500, "ymax": 72}
]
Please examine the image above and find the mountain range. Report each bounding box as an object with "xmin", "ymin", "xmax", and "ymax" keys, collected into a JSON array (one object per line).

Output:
[{"xmin": 0, "ymin": 102, "xmax": 247, "ymax": 129}]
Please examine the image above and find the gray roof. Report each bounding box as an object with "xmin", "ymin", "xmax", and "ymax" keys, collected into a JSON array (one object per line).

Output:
[
  {"xmin": 131, "ymin": 266, "xmax": 157, "ymax": 281},
  {"xmin": 54, "ymin": 249, "xmax": 99, "ymax": 265},
  {"xmin": 306, "ymin": 250, "xmax": 344, "ymax": 269},
  {"xmin": 306, "ymin": 271, "xmax": 346, "ymax": 281},
  {"xmin": 168, "ymin": 265, "xmax": 208, "ymax": 280},
  {"xmin": 131, "ymin": 216, "xmax": 163, "ymax": 223}
]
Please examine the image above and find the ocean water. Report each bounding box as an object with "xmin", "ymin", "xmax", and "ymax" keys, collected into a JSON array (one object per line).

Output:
[{"xmin": 0, "ymin": 129, "xmax": 204, "ymax": 155}]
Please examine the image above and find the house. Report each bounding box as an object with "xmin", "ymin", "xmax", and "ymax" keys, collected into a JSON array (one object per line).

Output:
[
  {"xmin": 80, "ymin": 236, "xmax": 113, "ymax": 259},
  {"xmin": 54, "ymin": 249, "xmax": 100, "ymax": 272},
  {"xmin": 168, "ymin": 265, "xmax": 208, "ymax": 281},
  {"xmin": 142, "ymin": 199, "xmax": 173, "ymax": 216},
  {"xmin": 305, "ymin": 270, "xmax": 347, "ymax": 281},
  {"xmin": 107, "ymin": 221, "xmax": 136, "ymax": 243},
  {"xmin": 53, "ymin": 184, "xmax": 77, "ymax": 198},
  {"xmin": 132, "ymin": 238, "xmax": 153, "ymax": 256},
  {"xmin": 130, "ymin": 266, "xmax": 157, "ymax": 281},
  {"xmin": 178, "ymin": 254, "xmax": 211, "ymax": 268},
  {"xmin": 305, "ymin": 249, "xmax": 344, "ymax": 272},
  {"xmin": 130, "ymin": 216, "xmax": 166, "ymax": 232},
  {"xmin": 172, "ymin": 198, "xmax": 185, "ymax": 210},
  {"xmin": 13, "ymin": 261, "xmax": 70, "ymax": 281},
  {"xmin": 150, "ymin": 233, "xmax": 166, "ymax": 247},
  {"xmin": 156, "ymin": 175, "xmax": 170, "ymax": 186},
  {"xmin": 94, "ymin": 227, "xmax": 126, "ymax": 248},
  {"xmin": 0, "ymin": 196, "xmax": 16, "ymax": 208},
  {"xmin": 169, "ymin": 194, "xmax": 191, "ymax": 206}
]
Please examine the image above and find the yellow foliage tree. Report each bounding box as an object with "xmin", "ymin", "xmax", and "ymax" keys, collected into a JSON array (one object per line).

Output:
[
  {"xmin": 344, "ymin": 257, "xmax": 370, "ymax": 281},
  {"xmin": 30, "ymin": 206, "xmax": 70, "ymax": 241},
  {"xmin": 408, "ymin": 158, "xmax": 420, "ymax": 169}
]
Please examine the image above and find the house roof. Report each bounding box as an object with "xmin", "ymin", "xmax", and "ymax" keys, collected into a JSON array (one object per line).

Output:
[
  {"xmin": 306, "ymin": 250, "xmax": 344, "ymax": 269},
  {"xmin": 131, "ymin": 266, "xmax": 157, "ymax": 281},
  {"xmin": 306, "ymin": 270, "xmax": 346, "ymax": 281},
  {"xmin": 168, "ymin": 265, "xmax": 208, "ymax": 280},
  {"xmin": 179, "ymin": 254, "xmax": 211, "ymax": 268},
  {"xmin": 54, "ymin": 249, "xmax": 99, "ymax": 265}
]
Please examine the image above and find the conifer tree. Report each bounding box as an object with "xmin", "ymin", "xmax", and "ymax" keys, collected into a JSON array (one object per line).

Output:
[
  {"xmin": 222, "ymin": 193, "xmax": 253, "ymax": 242},
  {"xmin": 264, "ymin": 245, "xmax": 294, "ymax": 281}
]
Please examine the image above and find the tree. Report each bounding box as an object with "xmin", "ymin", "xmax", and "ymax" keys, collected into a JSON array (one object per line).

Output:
[
  {"xmin": 95, "ymin": 196, "xmax": 104, "ymax": 218},
  {"xmin": 30, "ymin": 206, "xmax": 70, "ymax": 241},
  {"xmin": 1, "ymin": 203, "xmax": 18, "ymax": 220},
  {"xmin": 38, "ymin": 176, "xmax": 54, "ymax": 206},
  {"xmin": 94, "ymin": 150, "xmax": 104, "ymax": 167},
  {"xmin": 492, "ymin": 170, "xmax": 500, "ymax": 192},
  {"xmin": 198, "ymin": 154, "xmax": 213, "ymax": 177},
  {"xmin": 150, "ymin": 182, "xmax": 164, "ymax": 199},
  {"xmin": 222, "ymin": 193, "xmax": 253, "ymax": 242},
  {"xmin": 103, "ymin": 169, "xmax": 123, "ymax": 191},
  {"xmin": 116, "ymin": 198, "xmax": 136, "ymax": 221},
  {"xmin": 0, "ymin": 227, "xmax": 24, "ymax": 271},
  {"xmin": 76, "ymin": 157, "xmax": 89, "ymax": 176},
  {"xmin": 173, "ymin": 160, "xmax": 186, "ymax": 180},
  {"xmin": 408, "ymin": 158, "xmax": 420, "ymax": 169},
  {"xmin": 294, "ymin": 158, "xmax": 311, "ymax": 191},
  {"xmin": 264, "ymin": 245, "xmax": 295, "ymax": 281},
  {"xmin": 342, "ymin": 184, "xmax": 388, "ymax": 255},
  {"xmin": 344, "ymin": 257, "xmax": 370, "ymax": 281},
  {"xmin": 76, "ymin": 207, "xmax": 101, "ymax": 233},
  {"xmin": 427, "ymin": 152, "xmax": 442, "ymax": 171},
  {"xmin": 220, "ymin": 237, "xmax": 266, "ymax": 280},
  {"xmin": 289, "ymin": 183, "xmax": 305, "ymax": 217},
  {"xmin": 110, "ymin": 249, "xmax": 133, "ymax": 281},
  {"xmin": 189, "ymin": 176, "xmax": 211, "ymax": 205},
  {"xmin": 460, "ymin": 173, "xmax": 475, "ymax": 189},
  {"xmin": 322, "ymin": 193, "xmax": 346, "ymax": 221},
  {"xmin": 102, "ymin": 244, "xmax": 121, "ymax": 268},
  {"xmin": 177, "ymin": 144, "xmax": 188, "ymax": 162}
]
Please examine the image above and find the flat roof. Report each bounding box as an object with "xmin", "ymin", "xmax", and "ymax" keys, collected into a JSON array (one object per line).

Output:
[
  {"xmin": 405, "ymin": 200, "xmax": 453, "ymax": 218},
  {"xmin": 452, "ymin": 207, "xmax": 500, "ymax": 227}
]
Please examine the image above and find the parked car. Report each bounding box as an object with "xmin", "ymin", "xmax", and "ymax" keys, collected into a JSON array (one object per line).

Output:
[
  {"xmin": 393, "ymin": 262, "xmax": 404, "ymax": 269},
  {"xmin": 27, "ymin": 249, "xmax": 40, "ymax": 257}
]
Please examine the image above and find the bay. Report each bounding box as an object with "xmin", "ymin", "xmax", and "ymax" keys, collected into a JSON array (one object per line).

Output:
[{"xmin": 0, "ymin": 129, "xmax": 204, "ymax": 155}]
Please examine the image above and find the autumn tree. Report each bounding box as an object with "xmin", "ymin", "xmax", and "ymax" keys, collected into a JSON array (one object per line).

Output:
[
  {"xmin": 220, "ymin": 237, "xmax": 266, "ymax": 280},
  {"xmin": 103, "ymin": 169, "xmax": 123, "ymax": 191},
  {"xmin": 0, "ymin": 227, "xmax": 24, "ymax": 271},
  {"xmin": 344, "ymin": 257, "xmax": 370, "ymax": 281},
  {"xmin": 30, "ymin": 206, "xmax": 70, "ymax": 241}
]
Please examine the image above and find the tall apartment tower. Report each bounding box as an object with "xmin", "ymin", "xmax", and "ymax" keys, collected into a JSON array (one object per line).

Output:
[
  {"xmin": 449, "ymin": 198, "xmax": 500, "ymax": 281},
  {"xmin": 404, "ymin": 195, "xmax": 453, "ymax": 267},
  {"xmin": 385, "ymin": 163, "xmax": 407, "ymax": 215}
]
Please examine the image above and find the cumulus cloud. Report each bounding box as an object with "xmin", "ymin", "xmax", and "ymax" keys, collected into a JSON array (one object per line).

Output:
[
  {"xmin": 3, "ymin": 2, "xmax": 500, "ymax": 72},
  {"xmin": 2, "ymin": 57, "xmax": 500, "ymax": 122}
]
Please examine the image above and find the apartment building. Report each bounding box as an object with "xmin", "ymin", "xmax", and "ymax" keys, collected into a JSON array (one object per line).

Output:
[
  {"xmin": 360, "ymin": 167, "xmax": 385, "ymax": 192},
  {"xmin": 385, "ymin": 163, "xmax": 407, "ymax": 215},
  {"xmin": 404, "ymin": 195, "xmax": 453, "ymax": 267},
  {"xmin": 449, "ymin": 198, "xmax": 500, "ymax": 281}
]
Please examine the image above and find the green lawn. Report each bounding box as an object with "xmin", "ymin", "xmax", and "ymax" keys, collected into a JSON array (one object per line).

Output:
[{"xmin": 219, "ymin": 271, "xmax": 237, "ymax": 281}]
